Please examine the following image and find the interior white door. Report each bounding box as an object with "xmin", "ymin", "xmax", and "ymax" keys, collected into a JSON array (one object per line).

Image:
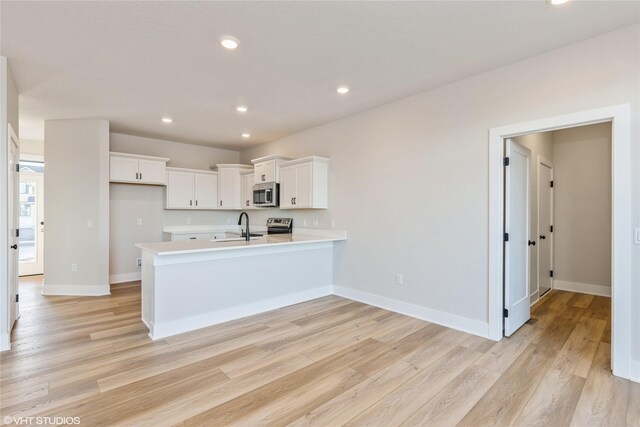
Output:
[
  {"xmin": 19, "ymin": 172, "xmax": 44, "ymax": 276},
  {"xmin": 504, "ymin": 139, "xmax": 531, "ymax": 336},
  {"xmin": 8, "ymin": 130, "xmax": 20, "ymax": 328},
  {"xmin": 538, "ymin": 160, "xmax": 554, "ymax": 297}
]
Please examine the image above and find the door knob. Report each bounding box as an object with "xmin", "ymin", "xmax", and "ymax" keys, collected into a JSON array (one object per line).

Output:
[
  {"xmin": 528, "ymin": 240, "xmax": 536, "ymax": 246},
  {"xmin": 10, "ymin": 244, "xmax": 17, "ymax": 250},
  {"xmin": 539, "ymin": 235, "xmax": 546, "ymax": 239}
]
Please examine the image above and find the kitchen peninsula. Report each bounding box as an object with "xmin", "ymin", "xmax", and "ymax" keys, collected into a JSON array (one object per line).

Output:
[{"xmin": 135, "ymin": 229, "xmax": 346, "ymax": 340}]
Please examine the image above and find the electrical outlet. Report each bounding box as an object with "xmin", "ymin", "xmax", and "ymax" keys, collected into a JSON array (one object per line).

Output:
[
  {"xmin": 303, "ymin": 219, "xmax": 307, "ymax": 227},
  {"xmin": 634, "ymin": 228, "xmax": 640, "ymax": 245},
  {"xmin": 313, "ymin": 219, "xmax": 319, "ymax": 228},
  {"xmin": 71, "ymin": 263, "xmax": 78, "ymax": 272},
  {"xmin": 136, "ymin": 258, "xmax": 142, "ymax": 268},
  {"xmin": 331, "ymin": 219, "xmax": 336, "ymax": 228},
  {"xmin": 87, "ymin": 219, "xmax": 93, "ymax": 229},
  {"xmin": 396, "ymin": 273, "xmax": 403, "ymax": 285},
  {"xmin": 137, "ymin": 218, "xmax": 143, "ymax": 226}
]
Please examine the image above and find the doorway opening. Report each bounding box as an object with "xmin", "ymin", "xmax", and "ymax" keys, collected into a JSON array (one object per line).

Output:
[
  {"xmin": 488, "ymin": 104, "xmax": 632, "ymax": 380},
  {"xmin": 18, "ymin": 160, "xmax": 44, "ymax": 276},
  {"xmin": 504, "ymin": 122, "xmax": 611, "ymax": 337}
]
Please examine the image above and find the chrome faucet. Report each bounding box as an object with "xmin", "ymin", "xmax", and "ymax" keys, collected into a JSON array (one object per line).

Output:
[{"xmin": 238, "ymin": 212, "xmax": 250, "ymax": 241}]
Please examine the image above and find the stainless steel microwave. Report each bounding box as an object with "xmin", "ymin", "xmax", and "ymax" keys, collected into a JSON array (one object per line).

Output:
[{"xmin": 253, "ymin": 182, "xmax": 279, "ymax": 207}]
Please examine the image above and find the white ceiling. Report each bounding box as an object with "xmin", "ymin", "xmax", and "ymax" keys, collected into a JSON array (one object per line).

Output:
[{"xmin": 1, "ymin": 1, "xmax": 638, "ymax": 149}]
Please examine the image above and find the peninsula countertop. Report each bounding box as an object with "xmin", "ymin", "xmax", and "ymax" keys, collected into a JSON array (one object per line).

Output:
[{"xmin": 136, "ymin": 231, "xmax": 347, "ymax": 256}]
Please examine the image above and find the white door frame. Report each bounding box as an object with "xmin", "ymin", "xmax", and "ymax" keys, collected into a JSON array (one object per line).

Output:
[
  {"xmin": 536, "ymin": 156, "xmax": 554, "ymax": 303},
  {"xmin": 488, "ymin": 104, "xmax": 632, "ymax": 379}
]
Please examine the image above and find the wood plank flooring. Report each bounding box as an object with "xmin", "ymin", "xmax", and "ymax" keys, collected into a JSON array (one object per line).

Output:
[{"xmin": 0, "ymin": 276, "xmax": 635, "ymax": 426}]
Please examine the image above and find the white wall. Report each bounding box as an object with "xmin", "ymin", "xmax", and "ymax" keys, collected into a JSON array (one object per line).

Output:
[
  {"xmin": 1, "ymin": 57, "xmax": 19, "ymax": 350},
  {"xmin": 240, "ymin": 25, "xmax": 640, "ymax": 359},
  {"xmin": 109, "ymin": 133, "xmax": 241, "ymax": 282},
  {"xmin": 44, "ymin": 119, "xmax": 110, "ymax": 295},
  {"xmin": 552, "ymin": 122, "xmax": 612, "ymax": 289},
  {"xmin": 20, "ymin": 139, "xmax": 44, "ymax": 157},
  {"xmin": 512, "ymin": 132, "xmax": 554, "ymax": 301}
]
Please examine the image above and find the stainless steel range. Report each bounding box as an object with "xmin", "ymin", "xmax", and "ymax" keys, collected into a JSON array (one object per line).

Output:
[{"xmin": 266, "ymin": 218, "xmax": 293, "ymax": 234}]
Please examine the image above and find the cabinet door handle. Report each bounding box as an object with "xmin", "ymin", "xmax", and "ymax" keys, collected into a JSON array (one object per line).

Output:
[
  {"xmin": 140, "ymin": 173, "xmax": 142, "ymax": 180},
  {"xmin": 220, "ymin": 200, "xmax": 222, "ymax": 207},
  {"xmin": 246, "ymin": 200, "xmax": 249, "ymax": 206},
  {"xmin": 10, "ymin": 244, "xmax": 17, "ymax": 250},
  {"xmin": 262, "ymin": 174, "xmax": 265, "ymax": 181},
  {"xmin": 195, "ymin": 200, "xmax": 198, "ymax": 206},
  {"xmin": 190, "ymin": 200, "xmax": 192, "ymax": 206},
  {"xmin": 136, "ymin": 172, "xmax": 139, "ymax": 180}
]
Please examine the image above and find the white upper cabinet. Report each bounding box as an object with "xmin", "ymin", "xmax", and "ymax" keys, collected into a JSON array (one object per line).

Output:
[
  {"xmin": 110, "ymin": 152, "xmax": 168, "ymax": 185},
  {"xmin": 217, "ymin": 164, "xmax": 253, "ymax": 210},
  {"xmin": 240, "ymin": 171, "xmax": 255, "ymax": 209},
  {"xmin": 165, "ymin": 168, "xmax": 218, "ymax": 210},
  {"xmin": 193, "ymin": 173, "xmax": 219, "ymax": 209},
  {"xmin": 279, "ymin": 157, "xmax": 329, "ymax": 209},
  {"xmin": 251, "ymin": 155, "xmax": 292, "ymax": 184}
]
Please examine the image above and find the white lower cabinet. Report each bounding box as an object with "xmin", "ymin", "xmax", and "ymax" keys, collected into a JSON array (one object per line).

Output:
[
  {"xmin": 279, "ymin": 157, "xmax": 329, "ymax": 209},
  {"xmin": 169, "ymin": 233, "xmax": 213, "ymax": 242},
  {"xmin": 165, "ymin": 168, "xmax": 218, "ymax": 210}
]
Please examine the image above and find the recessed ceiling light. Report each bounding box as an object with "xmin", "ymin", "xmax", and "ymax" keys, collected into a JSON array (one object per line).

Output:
[
  {"xmin": 220, "ymin": 36, "xmax": 239, "ymax": 50},
  {"xmin": 336, "ymin": 86, "xmax": 350, "ymax": 94},
  {"xmin": 161, "ymin": 117, "xmax": 173, "ymax": 123},
  {"xmin": 236, "ymin": 105, "xmax": 248, "ymax": 113},
  {"xmin": 549, "ymin": 0, "xmax": 570, "ymax": 4},
  {"xmin": 242, "ymin": 133, "xmax": 250, "ymax": 138}
]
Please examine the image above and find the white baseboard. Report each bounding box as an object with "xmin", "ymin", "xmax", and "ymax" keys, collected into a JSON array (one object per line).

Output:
[
  {"xmin": 332, "ymin": 286, "xmax": 490, "ymax": 339},
  {"xmin": 553, "ymin": 280, "xmax": 611, "ymax": 297},
  {"xmin": 148, "ymin": 286, "xmax": 332, "ymax": 340},
  {"xmin": 0, "ymin": 332, "xmax": 10, "ymax": 352},
  {"xmin": 110, "ymin": 272, "xmax": 141, "ymax": 284},
  {"xmin": 41, "ymin": 284, "xmax": 111, "ymax": 296}
]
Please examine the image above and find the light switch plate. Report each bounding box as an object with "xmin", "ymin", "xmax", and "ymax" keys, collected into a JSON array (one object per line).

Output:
[{"xmin": 634, "ymin": 228, "xmax": 640, "ymax": 245}]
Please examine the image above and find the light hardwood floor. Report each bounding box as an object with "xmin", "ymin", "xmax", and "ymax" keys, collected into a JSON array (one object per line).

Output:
[{"xmin": 0, "ymin": 276, "xmax": 636, "ymax": 426}]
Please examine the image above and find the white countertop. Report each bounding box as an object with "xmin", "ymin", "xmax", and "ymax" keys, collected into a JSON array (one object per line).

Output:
[{"xmin": 136, "ymin": 232, "xmax": 346, "ymax": 256}]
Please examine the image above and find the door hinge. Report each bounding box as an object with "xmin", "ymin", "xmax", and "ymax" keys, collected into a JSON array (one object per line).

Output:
[
  {"xmin": 550, "ymin": 180, "xmax": 554, "ymax": 188},
  {"xmin": 15, "ymin": 163, "xmax": 20, "ymax": 172},
  {"xmin": 550, "ymin": 225, "xmax": 553, "ymax": 233},
  {"xmin": 16, "ymin": 294, "xmax": 19, "ymax": 303},
  {"xmin": 503, "ymin": 308, "xmax": 509, "ymax": 318},
  {"xmin": 550, "ymin": 270, "xmax": 554, "ymax": 278},
  {"xmin": 504, "ymin": 232, "xmax": 509, "ymax": 242},
  {"xmin": 504, "ymin": 157, "xmax": 510, "ymax": 166}
]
